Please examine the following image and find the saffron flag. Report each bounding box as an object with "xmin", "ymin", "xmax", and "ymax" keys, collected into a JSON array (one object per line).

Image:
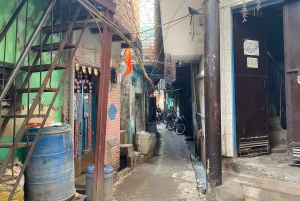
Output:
[{"xmin": 123, "ymin": 48, "xmax": 132, "ymax": 77}]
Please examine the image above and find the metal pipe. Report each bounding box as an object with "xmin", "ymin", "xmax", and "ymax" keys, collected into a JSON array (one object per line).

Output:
[
  {"xmin": 0, "ymin": 0, "xmax": 27, "ymax": 42},
  {"xmin": 268, "ymin": 51, "xmax": 285, "ymax": 80},
  {"xmin": 93, "ymin": 9, "xmax": 114, "ymax": 201},
  {"xmin": 203, "ymin": 0, "xmax": 222, "ymax": 200},
  {"xmin": 0, "ymin": 0, "xmax": 57, "ymax": 103},
  {"xmin": 7, "ymin": 11, "xmax": 91, "ymax": 201}
]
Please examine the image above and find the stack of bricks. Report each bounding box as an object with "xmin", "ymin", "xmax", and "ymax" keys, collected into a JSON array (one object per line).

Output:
[{"xmin": 113, "ymin": 0, "xmax": 140, "ymax": 34}]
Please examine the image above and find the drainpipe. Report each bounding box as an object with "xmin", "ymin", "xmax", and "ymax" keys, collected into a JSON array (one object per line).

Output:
[
  {"xmin": 203, "ymin": 0, "xmax": 222, "ymax": 200},
  {"xmin": 93, "ymin": 9, "xmax": 114, "ymax": 201}
]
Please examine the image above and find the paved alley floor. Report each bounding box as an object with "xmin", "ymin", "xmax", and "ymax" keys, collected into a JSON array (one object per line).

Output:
[{"xmin": 113, "ymin": 124, "xmax": 200, "ymax": 201}]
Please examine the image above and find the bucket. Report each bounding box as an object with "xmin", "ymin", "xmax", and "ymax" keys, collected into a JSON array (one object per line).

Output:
[
  {"xmin": 25, "ymin": 124, "xmax": 75, "ymax": 201},
  {"xmin": 86, "ymin": 166, "xmax": 114, "ymax": 201},
  {"xmin": 135, "ymin": 131, "xmax": 151, "ymax": 154}
]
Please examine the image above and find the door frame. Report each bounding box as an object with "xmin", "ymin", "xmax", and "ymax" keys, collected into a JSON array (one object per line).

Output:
[{"xmin": 231, "ymin": 0, "xmax": 284, "ymax": 156}]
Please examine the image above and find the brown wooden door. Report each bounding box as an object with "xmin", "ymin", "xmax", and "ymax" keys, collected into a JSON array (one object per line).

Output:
[
  {"xmin": 284, "ymin": 0, "xmax": 300, "ymax": 161},
  {"xmin": 233, "ymin": 14, "xmax": 269, "ymax": 156}
]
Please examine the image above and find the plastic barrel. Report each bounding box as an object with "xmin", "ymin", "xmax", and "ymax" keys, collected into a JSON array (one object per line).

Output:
[
  {"xmin": 25, "ymin": 124, "xmax": 75, "ymax": 201},
  {"xmin": 86, "ymin": 166, "xmax": 114, "ymax": 201}
]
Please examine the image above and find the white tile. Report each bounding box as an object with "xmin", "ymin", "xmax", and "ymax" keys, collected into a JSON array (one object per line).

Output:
[
  {"xmin": 224, "ymin": 71, "xmax": 232, "ymax": 93},
  {"xmin": 225, "ymin": 113, "xmax": 233, "ymax": 134},
  {"xmin": 226, "ymin": 134, "xmax": 234, "ymax": 157},
  {"xmin": 223, "ymin": 8, "xmax": 231, "ymax": 29},
  {"xmin": 224, "ymin": 28, "xmax": 232, "ymax": 50},
  {"xmin": 224, "ymin": 49, "xmax": 232, "ymax": 71},
  {"xmin": 225, "ymin": 92, "xmax": 233, "ymax": 113},
  {"xmin": 225, "ymin": 92, "xmax": 233, "ymax": 114},
  {"xmin": 220, "ymin": 71, "xmax": 226, "ymax": 93},
  {"xmin": 219, "ymin": 9, "xmax": 224, "ymax": 29}
]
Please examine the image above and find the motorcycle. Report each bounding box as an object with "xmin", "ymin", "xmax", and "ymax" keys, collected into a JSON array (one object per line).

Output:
[
  {"xmin": 167, "ymin": 115, "xmax": 187, "ymax": 135},
  {"xmin": 164, "ymin": 111, "xmax": 177, "ymax": 127},
  {"xmin": 156, "ymin": 108, "xmax": 162, "ymax": 123}
]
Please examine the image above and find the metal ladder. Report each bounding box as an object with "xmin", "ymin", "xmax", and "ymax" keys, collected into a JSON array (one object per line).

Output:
[{"xmin": 0, "ymin": 0, "xmax": 91, "ymax": 199}]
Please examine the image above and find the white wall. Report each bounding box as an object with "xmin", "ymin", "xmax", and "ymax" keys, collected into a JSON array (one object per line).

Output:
[{"xmin": 160, "ymin": 0, "xmax": 204, "ymax": 63}]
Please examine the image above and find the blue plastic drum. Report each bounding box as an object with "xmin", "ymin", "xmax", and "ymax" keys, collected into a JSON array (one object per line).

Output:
[{"xmin": 25, "ymin": 124, "xmax": 75, "ymax": 201}]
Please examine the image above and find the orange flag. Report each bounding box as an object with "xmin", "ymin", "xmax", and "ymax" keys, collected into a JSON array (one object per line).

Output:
[{"xmin": 123, "ymin": 48, "xmax": 132, "ymax": 77}]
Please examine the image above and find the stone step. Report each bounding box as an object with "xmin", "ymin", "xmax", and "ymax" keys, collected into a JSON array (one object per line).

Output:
[
  {"xmin": 217, "ymin": 172, "xmax": 300, "ymax": 201},
  {"xmin": 223, "ymin": 153, "xmax": 300, "ymax": 184}
]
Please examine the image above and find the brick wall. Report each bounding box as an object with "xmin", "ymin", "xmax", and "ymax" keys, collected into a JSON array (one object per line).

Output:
[
  {"xmin": 75, "ymin": 40, "xmax": 121, "ymax": 171},
  {"xmin": 104, "ymin": 83, "xmax": 121, "ymax": 170},
  {"xmin": 113, "ymin": 0, "xmax": 140, "ymax": 35}
]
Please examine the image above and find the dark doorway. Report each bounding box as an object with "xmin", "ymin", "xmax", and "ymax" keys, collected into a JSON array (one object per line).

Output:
[
  {"xmin": 233, "ymin": 3, "xmax": 291, "ymax": 157},
  {"xmin": 233, "ymin": 14, "xmax": 269, "ymax": 156}
]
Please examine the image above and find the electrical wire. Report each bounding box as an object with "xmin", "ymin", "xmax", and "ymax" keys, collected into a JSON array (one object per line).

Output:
[
  {"xmin": 78, "ymin": 0, "xmax": 156, "ymax": 89},
  {"xmin": 133, "ymin": 7, "xmax": 203, "ymax": 35},
  {"xmin": 141, "ymin": 14, "xmax": 190, "ymax": 41}
]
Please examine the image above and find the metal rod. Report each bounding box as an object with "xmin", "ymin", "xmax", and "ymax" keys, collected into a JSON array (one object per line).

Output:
[
  {"xmin": 268, "ymin": 51, "xmax": 285, "ymax": 80},
  {"xmin": 203, "ymin": 0, "xmax": 222, "ymax": 200},
  {"xmin": 93, "ymin": 9, "xmax": 114, "ymax": 201},
  {"xmin": 0, "ymin": 2, "xmax": 79, "ymax": 179},
  {"xmin": 0, "ymin": 0, "xmax": 27, "ymax": 42},
  {"xmin": 280, "ymin": 78, "xmax": 282, "ymax": 118},
  {"xmin": 8, "ymin": 10, "xmax": 91, "ymax": 201},
  {"xmin": 0, "ymin": 0, "xmax": 57, "ymax": 103},
  {"xmin": 0, "ymin": 31, "xmax": 52, "ymax": 135}
]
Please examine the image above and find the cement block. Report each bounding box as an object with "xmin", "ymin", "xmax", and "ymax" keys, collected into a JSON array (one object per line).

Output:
[
  {"xmin": 120, "ymin": 130, "xmax": 126, "ymax": 144},
  {"xmin": 120, "ymin": 144, "xmax": 134, "ymax": 156},
  {"xmin": 127, "ymin": 154, "xmax": 137, "ymax": 168}
]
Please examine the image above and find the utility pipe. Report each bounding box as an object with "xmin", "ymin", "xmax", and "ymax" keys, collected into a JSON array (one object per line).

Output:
[{"xmin": 203, "ymin": 0, "xmax": 222, "ymax": 200}]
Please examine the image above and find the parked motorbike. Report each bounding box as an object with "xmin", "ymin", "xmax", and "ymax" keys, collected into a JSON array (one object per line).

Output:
[
  {"xmin": 167, "ymin": 115, "xmax": 187, "ymax": 135},
  {"xmin": 156, "ymin": 108, "xmax": 162, "ymax": 123},
  {"xmin": 164, "ymin": 111, "xmax": 177, "ymax": 127}
]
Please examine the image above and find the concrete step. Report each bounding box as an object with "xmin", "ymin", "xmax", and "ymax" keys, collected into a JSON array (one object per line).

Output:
[
  {"xmin": 217, "ymin": 172, "xmax": 300, "ymax": 201},
  {"xmin": 223, "ymin": 153, "xmax": 300, "ymax": 184}
]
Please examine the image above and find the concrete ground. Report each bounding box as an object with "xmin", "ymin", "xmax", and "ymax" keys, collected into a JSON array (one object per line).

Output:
[
  {"xmin": 223, "ymin": 153, "xmax": 300, "ymax": 184},
  {"xmin": 112, "ymin": 124, "xmax": 200, "ymax": 201},
  {"xmin": 217, "ymin": 171, "xmax": 300, "ymax": 201}
]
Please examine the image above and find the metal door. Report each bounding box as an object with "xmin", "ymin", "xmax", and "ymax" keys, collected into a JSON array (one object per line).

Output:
[
  {"xmin": 233, "ymin": 14, "xmax": 269, "ymax": 156},
  {"xmin": 283, "ymin": 0, "xmax": 300, "ymax": 161}
]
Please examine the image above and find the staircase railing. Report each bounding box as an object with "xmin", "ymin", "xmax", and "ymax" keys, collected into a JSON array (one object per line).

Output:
[
  {"xmin": 268, "ymin": 51, "xmax": 286, "ymax": 119},
  {"xmin": 0, "ymin": 0, "xmax": 57, "ymax": 103}
]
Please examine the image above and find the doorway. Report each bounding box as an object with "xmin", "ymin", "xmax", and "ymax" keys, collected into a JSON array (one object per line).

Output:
[{"xmin": 233, "ymin": 3, "xmax": 288, "ymax": 157}]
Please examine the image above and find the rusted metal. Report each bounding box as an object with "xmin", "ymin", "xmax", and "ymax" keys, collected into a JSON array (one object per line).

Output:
[
  {"xmin": 284, "ymin": 0, "xmax": 300, "ymax": 161},
  {"xmin": 7, "ymin": 11, "xmax": 91, "ymax": 201},
  {"xmin": 0, "ymin": 0, "xmax": 57, "ymax": 104},
  {"xmin": 0, "ymin": 0, "xmax": 27, "ymax": 42},
  {"xmin": 94, "ymin": 0, "xmax": 116, "ymax": 14},
  {"xmin": 203, "ymin": 0, "xmax": 221, "ymax": 200},
  {"xmin": 93, "ymin": 9, "xmax": 114, "ymax": 201},
  {"xmin": 233, "ymin": 14, "xmax": 269, "ymax": 157},
  {"xmin": 0, "ymin": 142, "xmax": 33, "ymax": 148},
  {"xmin": 0, "ymin": 4, "xmax": 81, "ymax": 179}
]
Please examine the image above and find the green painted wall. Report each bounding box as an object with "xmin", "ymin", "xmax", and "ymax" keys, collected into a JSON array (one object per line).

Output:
[{"xmin": 0, "ymin": 0, "xmax": 67, "ymax": 162}]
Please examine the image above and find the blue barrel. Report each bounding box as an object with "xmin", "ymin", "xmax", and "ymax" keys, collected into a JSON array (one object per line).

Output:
[
  {"xmin": 25, "ymin": 124, "xmax": 75, "ymax": 201},
  {"xmin": 86, "ymin": 165, "xmax": 114, "ymax": 201}
]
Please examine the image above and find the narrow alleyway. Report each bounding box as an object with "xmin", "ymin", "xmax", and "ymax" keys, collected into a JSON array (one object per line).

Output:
[{"xmin": 113, "ymin": 124, "xmax": 200, "ymax": 201}]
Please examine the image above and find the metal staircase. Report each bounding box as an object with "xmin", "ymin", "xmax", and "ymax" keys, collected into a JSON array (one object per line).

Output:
[{"xmin": 0, "ymin": 0, "xmax": 91, "ymax": 199}]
